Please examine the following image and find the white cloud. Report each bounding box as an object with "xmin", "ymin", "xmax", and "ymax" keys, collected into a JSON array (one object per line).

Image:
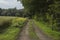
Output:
[{"xmin": 0, "ymin": 0, "xmax": 24, "ymax": 9}]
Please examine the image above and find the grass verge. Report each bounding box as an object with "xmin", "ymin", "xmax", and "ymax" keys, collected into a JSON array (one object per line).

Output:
[
  {"xmin": 34, "ymin": 20, "xmax": 60, "ymax": 40},
  {"xmin": 29, "ymin": 21, "xmax": 39, "ymax": 40}
]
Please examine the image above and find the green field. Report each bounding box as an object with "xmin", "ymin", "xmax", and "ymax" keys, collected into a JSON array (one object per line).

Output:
[{"xmin": 0, "ymin": 16, "xmax": 27, "ymax": 40}]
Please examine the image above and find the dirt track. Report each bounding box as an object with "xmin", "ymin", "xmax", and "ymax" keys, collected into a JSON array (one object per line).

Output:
[
  {"xmin": 17, "ymin": 21, "xmax": 30, "ymax": 40},
  {"xmin": 17, "ymin": 20, "xmax": 53, "ymax": 40}
]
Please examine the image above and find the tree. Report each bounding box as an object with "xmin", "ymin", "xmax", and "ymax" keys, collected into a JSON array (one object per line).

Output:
[{"xmin": 18, "ymin": 0, "xmax": 60, "ymax": 31}]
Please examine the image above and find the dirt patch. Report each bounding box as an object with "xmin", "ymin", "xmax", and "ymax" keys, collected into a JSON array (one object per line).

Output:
[{"xmin": 17, "ymin": 21, "xmax": 30, "ymax": 40}]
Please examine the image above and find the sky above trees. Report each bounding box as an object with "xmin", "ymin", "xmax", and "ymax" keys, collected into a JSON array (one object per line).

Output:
[{"xmin": 0, "ymin": 0, "xmax": 24, "ymax": 9}]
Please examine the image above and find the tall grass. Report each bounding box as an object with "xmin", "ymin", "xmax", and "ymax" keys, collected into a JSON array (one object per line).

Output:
[{"xmin": 0, "ymin": 16, "xmax": 27, "ymax": 40}]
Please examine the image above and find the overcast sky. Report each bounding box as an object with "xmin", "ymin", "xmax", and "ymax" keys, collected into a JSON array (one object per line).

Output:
[{"xmin": 0, "ymin": 0, "xmax": 24, "ymax": 9}]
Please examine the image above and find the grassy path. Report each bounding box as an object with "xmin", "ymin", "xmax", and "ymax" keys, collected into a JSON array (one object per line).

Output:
[{"xmin": 29, "ymin": 20, "xmax": 40, "ymax": 40}]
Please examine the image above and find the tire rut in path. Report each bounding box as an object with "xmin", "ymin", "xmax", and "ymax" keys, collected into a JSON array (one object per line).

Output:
[
  {"xmin": 17, "ymin": 21, "xmax": 30, "ymax": 40},
  {"xmin": 32, "ymin": 21, "xmax": 53, "ymax": 40}
]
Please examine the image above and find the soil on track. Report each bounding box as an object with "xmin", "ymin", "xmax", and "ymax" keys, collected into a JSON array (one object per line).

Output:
[
  {"xmin": 17, "ymin": 20, "xmax": 53, "ymax": 40},
  {"xmin": 17, "ymin": 21, "xmax": 30, "ymax": 40}
]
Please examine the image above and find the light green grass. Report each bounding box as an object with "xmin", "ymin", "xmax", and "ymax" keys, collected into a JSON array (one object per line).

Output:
[
  {"xmin": 34, "ymin": 20, "xmax": 60, "ymax": 40},
  {"xmin": 0, "ymin": 26, "xmax": 20, "ymax": 40},
  {"xmin": 0, "ymin": 16, "xmax": 27, "ymax": 40},
  {"xmin": 29, "ymin": 21, "xmax": 39, "ymax": 40}
]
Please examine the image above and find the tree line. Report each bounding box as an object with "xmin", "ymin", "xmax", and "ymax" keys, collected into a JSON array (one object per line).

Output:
[
  {"xmin": 0, "ymin": 8, "xmax": 24, "ymax": 17},
  {"xmin": 18, "ymin": 0, "xmax": 60, "ymax": 31}
]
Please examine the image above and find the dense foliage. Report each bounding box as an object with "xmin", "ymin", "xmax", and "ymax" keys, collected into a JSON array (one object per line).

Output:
[{"xmin": 19, "ymin": 0, "xmax": 60, "ymax": 31}]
